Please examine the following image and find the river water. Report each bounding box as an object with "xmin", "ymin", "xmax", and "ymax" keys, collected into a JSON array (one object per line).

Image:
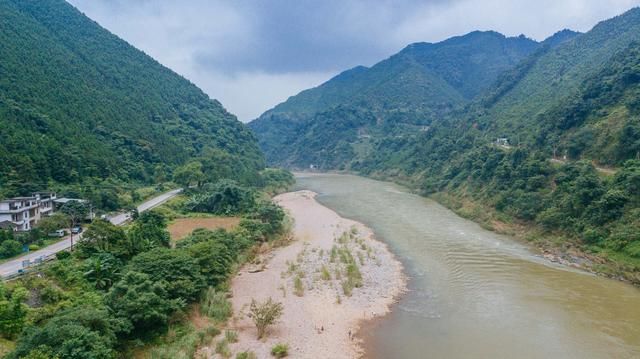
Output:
[{"xmin": 295, "ymin": 173, "xmax": 640, "ymax": 359}]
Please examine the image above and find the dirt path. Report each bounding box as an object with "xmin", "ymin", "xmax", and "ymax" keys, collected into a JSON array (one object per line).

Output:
[{"xmin": 225, "ymin": 190, "xmax": 406, "ymax": 358}]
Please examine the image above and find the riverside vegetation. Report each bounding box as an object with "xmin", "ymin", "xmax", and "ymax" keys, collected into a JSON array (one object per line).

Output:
[
  {"xmin": 0, "ymin": 169, "xmax": 294, "ymax": 358},
  {"xmin": 251, "ymin": 9, "xmax": 640, "ymax": 283}
]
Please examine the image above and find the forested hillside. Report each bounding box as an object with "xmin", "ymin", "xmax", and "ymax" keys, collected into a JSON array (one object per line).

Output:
[
  {"xmin": 0, "ymin": 0, "xmax": 264, "ymax": 200},
  {"xmin": 251, "ymin": 31, "xmax": 546, "ymax": 166},
  {"xmin": 251, "ymin": 8, "xmax": 640, "ymax": 281}
]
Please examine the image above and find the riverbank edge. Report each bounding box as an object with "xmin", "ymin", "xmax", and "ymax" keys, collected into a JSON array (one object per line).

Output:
[
  {"xmin": 227, "ymin": 190, "xmax": 407, "ymax": 358},
  {"xmin": 297, "ymin": 171, "xmax": 640, "ymax": 286}
]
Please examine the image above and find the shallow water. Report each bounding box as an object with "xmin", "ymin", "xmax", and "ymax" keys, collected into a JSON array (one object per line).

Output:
[{"xmin": 295, "ymin": 173, "xmax": 640, "ymax": 359}]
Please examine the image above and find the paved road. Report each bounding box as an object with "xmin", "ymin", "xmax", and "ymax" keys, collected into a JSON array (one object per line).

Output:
[{"xmin": 0, "ymin": 188, "xmax": 182, "ymax": 279}]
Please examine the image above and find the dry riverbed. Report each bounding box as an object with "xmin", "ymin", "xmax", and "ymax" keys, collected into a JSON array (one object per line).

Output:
[{"xmin": 221, "ymin": 190, "xmax": 405, "ymax": 358}]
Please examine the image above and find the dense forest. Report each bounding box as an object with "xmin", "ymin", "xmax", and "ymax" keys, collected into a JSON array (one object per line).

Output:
[
  {"xmin": 0, "ymin": 0, "xmax": 264, "ymax": 204},
  {"xmin": 251, "ymin": 8, "xmax": 640, "ymax": 282}
]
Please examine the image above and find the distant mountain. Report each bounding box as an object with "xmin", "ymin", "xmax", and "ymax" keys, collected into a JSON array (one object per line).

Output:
[
  {"xmin": 0, "ymin": 0, "xmax": 264, "ymax": 196},
  {"xmin": 252, "ymin": 31, "xmax": 545, "ymax": 166}
]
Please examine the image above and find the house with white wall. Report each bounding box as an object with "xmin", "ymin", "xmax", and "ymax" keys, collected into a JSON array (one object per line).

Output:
[{"xmin": 0, "ymin": 192, "xmax": 57, "ymax": 231}]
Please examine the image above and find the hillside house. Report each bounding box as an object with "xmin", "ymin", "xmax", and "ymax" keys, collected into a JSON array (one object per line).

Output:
[{"xmin": 0, "ymin": 192, "xmax": 57, "ymax": 231}]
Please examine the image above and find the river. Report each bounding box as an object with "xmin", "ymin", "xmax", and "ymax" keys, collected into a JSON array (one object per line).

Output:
[{"xmin": 294, "ymin": 173, "xmax": 640, "ymax": 359}]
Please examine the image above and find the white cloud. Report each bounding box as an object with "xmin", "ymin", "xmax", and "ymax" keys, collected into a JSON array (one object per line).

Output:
[
  {"xmin": 67, "ymin": 0, "xmax": 640, "ymax": 122},
  {"xmin": 183, "ymin": 69, "xmax": 337, "ymax": 122}
]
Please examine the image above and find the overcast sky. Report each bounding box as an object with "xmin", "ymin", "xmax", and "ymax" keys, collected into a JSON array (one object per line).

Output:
[{"xmin": 67, "ymin": 0, "xmax": 640, "ymax": 122}]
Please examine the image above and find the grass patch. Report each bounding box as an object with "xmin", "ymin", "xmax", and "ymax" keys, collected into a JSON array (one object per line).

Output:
[
  {"xmin": 224, "ymin": 330, "xmax": 238, "ymax": 343},
  {"xmin": 200, "ymin": 287, "xmax": 232, "ymax": 323},
  {"xmin": 145, "ymin": 324, "xmax": 220, "ymax": 359},
  {"xmin": 236, "ymin": 351, "xmax": 257, "ymax": 359},
  {"xmin": 293, "ymin": 275, "xmax": 304, "ymax": 297},
  {"xmin": 320, "ymin": 265, "xmax": 331, "ymax": 281},
  {"xmin": 215, "ymin": 338, "xmax": 232, "ymax": 358},
  {"xmin": 271, "ymin": 343, "xmax": 289, "ymax": 358}
]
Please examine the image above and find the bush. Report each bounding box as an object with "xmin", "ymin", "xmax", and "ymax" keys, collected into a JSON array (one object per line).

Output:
[
  {"xmin": 271, "ymin": 343, "xmax": 289, "ymax": 358},
  {"xmin": 55, "ymin": 251, "xmax": 71, "ymax": 260},
  {"xmin": 215, "ymin": 339, "xmax": 231, "ymax": 358},
  {"xmin": 8, "ymin": 306, "xmax": 119, "ymax": 359},
  {"xmin": 106, "ymin": 271, "xmax": 177, "ymax": 336},
  {"xmin": 248, "ymin": 298, "xmax": 283, "ymax": 339},
  {"xmin": 0, "ymin": 240, "xmax": 22, "ymax": 259},
  {"xmin": 186, "ymin": 180, "xmax": 256, "ymax": 215},
  {"xmin": 128, "ymin": 247, "xmax": 205, "ymax": 303}
]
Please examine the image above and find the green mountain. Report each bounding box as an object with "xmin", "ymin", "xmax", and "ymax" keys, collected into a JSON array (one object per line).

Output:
[
  {"xmin": 476, "ymin": 8, "xmax": 640, "ymax": 148},
  {"xmin": 0, "ymin": 0, "xmax": 264, "ymax": 198},
  {"xmin": 250, "ymin": 8, "xmax": 640, "ymax": 280},
  {"xmin": 536, "ymin": 41, "xmax": 640, "ymax": 165},
  {"xmin": 251, "ymin": 31, "xmax": 545, "ymax": 166}
]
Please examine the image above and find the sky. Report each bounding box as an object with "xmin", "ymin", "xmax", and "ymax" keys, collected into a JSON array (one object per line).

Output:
[{"xmin": 67, "ymin": 0, "xmax": 640, "ymax": 122}]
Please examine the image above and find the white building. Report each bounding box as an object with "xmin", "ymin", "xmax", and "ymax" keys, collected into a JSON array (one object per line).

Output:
[{"xmin": 0, "ymin": 192, "xmax": 57, "ymax": 232}]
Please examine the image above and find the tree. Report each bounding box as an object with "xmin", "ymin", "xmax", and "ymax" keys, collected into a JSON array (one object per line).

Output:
[
  {"xmin": 186, "ymin": 240, "xmax": 234, "ymax": 287},
  {"xmin": 126, "ymin": 212, "xmax": 170, "ymax": 255},
  {"xmin": 128, "ymin": 248, "xmax": 205, "ymax": 303},
  {"xmin": 185, "ymin": 180, "xmax": 256, "ymax": 214},
  {"xmin": 83, "ymin": 253, "xmax": 121, "ymax": 290},
  {"xmin": 79, "ymin": 220, "xmax": 129, "ymax": 259},
  {"xmin": 106, "ymin": 271, "xmax": 177, "ymax": 336},
  {"xmin": 59, "ymin": 201, "xmax": 89, "ymax": 250},
  {"xmin": 173, "ymin": 161, "xmax": 205, "ymax": 188},
  {"xmin": 37, "ymin": 212, "xmax": 71, "ymax": 234},
  {"xmin": 0, "ymin": 285, "xmax": 28, "ymax": 339},
  {"xmin": 0, "ymin": 240, "xmax": 22, "ymax": 259},
  {"xmin": 248, "ymin": 297, "xmax": 283, "ymax": 339},
  {"xmin": 9, "ymin": 306, "xmax": 120, "ymax": 359}
]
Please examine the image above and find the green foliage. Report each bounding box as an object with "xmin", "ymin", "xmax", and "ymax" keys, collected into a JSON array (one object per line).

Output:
[
  {"xmin": 185, "ymin": 180, "xmax": 257, "ymax": 215},
  {"xmin": 78, "ymin": 220, "xmax": 129, "ymax": 259},
  {"xmin": 82, "ymin": 253, "xmax": 121, "ymax": 291},
  {"xmin": 36, "ymin": 213, "xmax": 70, "ymax": 236},
  {"xmin": 147, "ymin": 324, "xmax": 219, "ymax": 359},
  {"xmin": 127, "ymin": 248, "xmax": 205, "ymax": 303},
  {"xmin": 0, "ymin": 285, "xmax": 28, "ymax": 339},
  {"xmin": 0, "ymin": 0, "xmax": 263, "ymax": 197},
  {"xmin": 186, "ymin": 240, "xmax": 234, "ymax": 287},
  {"xmin": 257, "ymin": 168, "xmax": 295, "ymax": 194},
  {"xmin": 58, "ymin": 201, "xmax": 89, "ymax": 228},
  {"xmin": 106, "ymin": 271, "xmax": 177, "ymax": 336},
  {"xmin": 199, "ymin": 288, "xmax": 232, "ymax": 323},
  {"xmin": 270, "ymin": 343, "xmax": 289, "ymax": 358},
  {"xmin": 173, "ymin": 162, "xmax": 205, "ymax": 188},
  {"xmin": 236, "ymin": 351, "xmax": 257, "ymax": 359},
  {"xmin": 9, "ymin": 306, "xmax": 121, "ymax": 359},
  {"xmin": 0, "ymin": 240, "xmax": 22, "ymax": 259},
  {"xmin": 126, "ymin": 211, "xmax": 171, "ymax": 254}
]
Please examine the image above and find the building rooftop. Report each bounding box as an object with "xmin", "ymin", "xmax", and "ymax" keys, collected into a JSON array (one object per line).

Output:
[{"xmin": 54, "ymin": 198, "xmax": 88, "ymax": 204}]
